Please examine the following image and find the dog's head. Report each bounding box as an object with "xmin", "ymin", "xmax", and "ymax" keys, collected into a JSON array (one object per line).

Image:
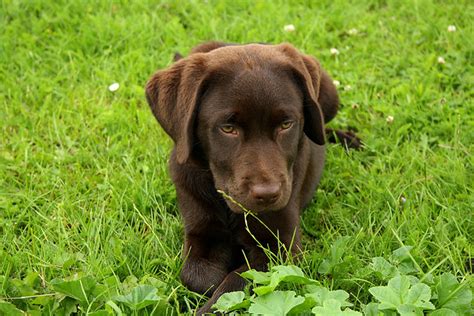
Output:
[{"xmin": 146, "ymin": 43, "xmax": 337, "ymax": 213}]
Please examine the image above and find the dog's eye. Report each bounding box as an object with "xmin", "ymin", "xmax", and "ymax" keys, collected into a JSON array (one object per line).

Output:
[
  {"xmin": 280, "ymin": 121, "xmax": 293, "ymax": 130},
  {"xmin": 220, "ymin": 125, "xmax": 237, "ymax": 135}
]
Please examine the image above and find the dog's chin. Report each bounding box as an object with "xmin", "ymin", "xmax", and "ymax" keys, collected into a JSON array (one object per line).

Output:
[{"xmin": 224, "ymin": 198, "xmax": 288, "ymax": 214}]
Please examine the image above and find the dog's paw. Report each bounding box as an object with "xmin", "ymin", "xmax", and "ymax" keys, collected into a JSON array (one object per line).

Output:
[{"xmin": 180, "ymin": 259, "xmax": 228, "ymax": 296}]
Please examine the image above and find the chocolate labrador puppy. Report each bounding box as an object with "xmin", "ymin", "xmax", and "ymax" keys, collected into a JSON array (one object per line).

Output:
[{"xmin": 145, "ymin": 42, "xmax": 353, "ymax": 314}]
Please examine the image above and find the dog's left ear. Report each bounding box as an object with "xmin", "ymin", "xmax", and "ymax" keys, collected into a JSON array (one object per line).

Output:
[
  {"xmin": 277, "ymin": 44, "xmax": 339, "ymax": 145},
  {"xmin": 145, "ymin": 55, "xmax": 209, "ymax": 164}
]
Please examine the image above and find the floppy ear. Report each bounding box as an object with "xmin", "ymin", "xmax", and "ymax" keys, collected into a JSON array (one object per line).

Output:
[
  {"xmin": 301, "ymin": 55, "xmax": 339, "ymax": 124},
  {"xmin": 277, "ymin": 44, "xmax": 339, "ymax": 145},
  {"xmin": 145, "ymin": 55, "xmax": 209, "ymax": 164}
]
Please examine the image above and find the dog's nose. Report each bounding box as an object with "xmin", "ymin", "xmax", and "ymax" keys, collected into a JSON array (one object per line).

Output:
[{"xmin": 250, "ymin": 183, "xmax": 281, "ymax": 205}]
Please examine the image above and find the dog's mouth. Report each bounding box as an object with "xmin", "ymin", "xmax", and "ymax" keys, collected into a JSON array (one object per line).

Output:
[
  {"xmin": 218, "ymin": 188, "xmax": 290, "ymax": 214},
  {"xmin": 225, "ymin": 200, "xmax": 280, "ymax": 214}
]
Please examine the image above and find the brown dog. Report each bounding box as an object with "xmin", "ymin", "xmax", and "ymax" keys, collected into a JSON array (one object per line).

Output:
[{"xmin": 146, "ymin": 42, "xmax": 347, "ymax": 313}]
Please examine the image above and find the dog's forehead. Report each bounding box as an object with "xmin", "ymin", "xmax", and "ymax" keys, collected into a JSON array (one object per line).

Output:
[
  {"xmin": 206, "ymin": 44, "xmax": 289, "ymax": 70},
  {"xmin": 195, "ymin": 44, "xmax": 305, "ymax": 122},
  {"xmin": 199, "ymin": 66, "xmax": 302, "ymax": 122}
]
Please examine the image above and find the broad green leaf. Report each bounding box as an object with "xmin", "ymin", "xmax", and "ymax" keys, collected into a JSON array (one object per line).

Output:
[
  {"xmin": 388, "ymin": 275, "xmax": 411, "ymax": 299},
  {"xmin": 363, "ymin": 302, "xmax": 382, "ymax": 316},
  {"xmin": 391, "ymin": 246, "xmax": 418, "ymax": 274},
  {"xmin": 312, "ymin": 299, "xmax": 362, "ymax": 316},
  {"xmin": 305, "ymin": 285, "xmax": 353, "ymax": 307},
  {"xmin": 252, "ymin": 273, "xmax": 281, "ymax": 296},
  {"xmin": 249, "ymin": 291, "xmax": 305, "ymax": 315},
  {"xmin": 369, "ymin": 276, "xmax": 406, "ymax": 310},
  {"xmin": 101, "ymin": 276, "xmax": 120, "ymax": 298},
  {"xmin": 370, "ymin": 275, "xmax": 437, "ymax": 313},
  {"xmin": 287, "ymin": 296, "xmax": 317, "ymax": 315},
  {"xmin": 392, "ymin": 246, "xmax": 413, "ymax": 263},
  {"xmin": 10, "ymin": 278, "xmax": 36, "ymax": 297},
  {"xmin": 0, "ymin": 300, "xmax": 23, "ymax": 316},
  {"xmin": 406, "ymin": 275, "xmax": 420, "ymax": 286},
  {"xmin": 396, "ymin": 304, "xmax": 424, "ymax": 316},
  {"xmin": 24, "ymin": 272, "xmax": 40, "ymax": 288},
  {"xmin": 318, "ymin": 260, "xmax": 333, "ymax": 275},
  {"xmin": 213, "ymin": 291, "xmax": 250, "ymax": 312},
  {"xmin": 272, "ymin": 265, "xmax": 318, "ymax": 285},
  {"xmin": 141, "ymin": 276, "xmax": 167, "ymax": 290},
  {"xmin": 405, "ymin": 283, "xmax": 434, "ymax": 310},
  {"xmin": 271, "ymin": 265, "xmax": 305, "ymax": 277},
  {"xmin": 50, "ymin": 276, "xmax": 96, "ymax": 303},
  {"xmin": 434, "ymin": 273, "xmax": 472, "ymax": 314},
  {"xmin": 31, "ymin": 295, "xmax": 54, "ymax": 306},
  {"xmin": 371, "ymin": 257, "xmax": 399, "ymax": 280},
  {"xmin": 56, "ymin": 296, "xmax": 79, "ymax": 315},
  {"xmin": 428, "ymin": 308, "xmax": 457, "ymax": 316},
  {"xmin": 253, "ymin": 265, "xmax": 317, "ymax": 296},
  {"xmin": 398, "ymin": 262, "xmax": 419, "ymax": 275},
  {"xmin": 120, "ymin": 275, "xmax": 139, "ymax": 293},
  {"xmin": 240, "ymin": 270, "xmax": 272, "ymax": 284},
  {"xmin": 113, "ymin": 285, "xmax": 161, "ymax": 311},
  {"xmin": 252, "ymin": 284, "xmax": 276, "ymax": 296}
]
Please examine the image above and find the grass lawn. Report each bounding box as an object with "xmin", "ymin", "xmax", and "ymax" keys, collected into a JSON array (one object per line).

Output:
[{"xmin": 1, "ymin": 0, "xmax": 472, "ymax": 314}]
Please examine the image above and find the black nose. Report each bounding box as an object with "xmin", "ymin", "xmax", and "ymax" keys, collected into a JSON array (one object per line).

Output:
[{"xmin": 250, "ymin": 183, "xmax": 281, "ymax": 205}]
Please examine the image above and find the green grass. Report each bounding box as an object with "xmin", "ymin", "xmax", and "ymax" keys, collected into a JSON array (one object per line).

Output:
[{"xmin": 0, "ymin": 0, "xmax": 472, "ymax": 314}]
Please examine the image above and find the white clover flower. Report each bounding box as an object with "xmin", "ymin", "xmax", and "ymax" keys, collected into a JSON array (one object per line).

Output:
[
  {"xmin": 348, "ymin": 28, "xmax": 358, "ymax": 35},
  {"xmin": 108, "ymin": 83, "xmax": 120, "ymax": 92},
  {"xmin": 437, "ymin": 56, "xmax": 446, "ymax": 64},
  {"xmin": 283, "ymin": 24, "xmax": 295, "ymax": 32},
  {"xmin": 330, "ymin": 48, "xmax": 340, "ymax": 55},
  {"xmin": 333, "ymin": 80, "xmax": 340, "ymax": 87},
  {"xmin": 386, "ymin": 115, "xmax": 394, "ymax": 123},
  {"xmin": 447, "ymin": 25, "xmax": 456, "ymax": 32},
  {"xmin": 400, "ymin": 196, "xmax": 407, "ymax": 204},
  {"xmin": 344, "ymin": 85, "xmax": 352, "ymax": 91}
]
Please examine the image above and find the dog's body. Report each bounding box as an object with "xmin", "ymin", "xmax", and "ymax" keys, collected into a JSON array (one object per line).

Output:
[{"xmin": 146, "ymin": 42, "xmax": 344, "ymax": 313}]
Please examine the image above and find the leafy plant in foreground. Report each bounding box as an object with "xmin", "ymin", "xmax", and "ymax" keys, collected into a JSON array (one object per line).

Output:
[
  {"xmin": 0, "ymin": 273, "xmax": 174, "ymax": 315},
  {"xmin": 368, "ymin": 275, "xmax": 434, "ymax": 315},
  {"xmin": 213, "ymin": 264, "xmax": 361, "ymax": 315},
  {"xmin": 0, "ymin": 244, "xmax": 471, "ymax": 315},
  {"xmin": 213, "ymin": 245, "xmax": 473, "ymax": 315}
]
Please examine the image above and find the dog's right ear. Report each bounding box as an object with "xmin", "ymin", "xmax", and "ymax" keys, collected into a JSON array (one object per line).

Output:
[{"xmin": 145, "ymin": 55, "xmax": 209, "ymax": 164}]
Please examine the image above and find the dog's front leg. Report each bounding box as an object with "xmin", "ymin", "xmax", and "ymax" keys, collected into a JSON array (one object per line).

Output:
[
  {"xmin": 196, "ymin": 210, "xmax": 303, "ymax": 315},
  {"xmin": 180, "ymin": 232, "xmax": 232, "ymax": 296},
  {"xmin": 174, "ymin": 177, "xmax": 233, "ymax": 296},
  {"xmin": 196, "ymin": 252, "xmax": 268, "ymax": 315}
]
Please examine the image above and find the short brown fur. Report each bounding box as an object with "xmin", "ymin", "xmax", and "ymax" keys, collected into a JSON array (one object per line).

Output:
[{"xmin": 146, "ymin": 42, "xmax": 347, "ymax": 314}]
